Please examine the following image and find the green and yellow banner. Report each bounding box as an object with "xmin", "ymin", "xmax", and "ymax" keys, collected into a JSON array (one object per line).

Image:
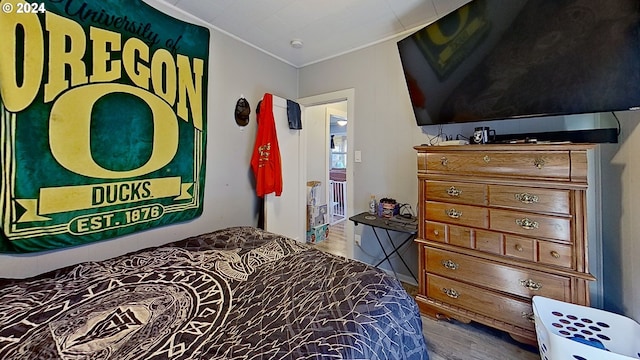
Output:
[{"xmin": 0, "ymin": 0, "xmax": 209, "ymax": 252}]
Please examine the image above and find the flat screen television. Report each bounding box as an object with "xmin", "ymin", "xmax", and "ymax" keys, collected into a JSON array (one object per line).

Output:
[{"xmin": 397, "ymin": 0, "xmax": 640, "ymax": 130}]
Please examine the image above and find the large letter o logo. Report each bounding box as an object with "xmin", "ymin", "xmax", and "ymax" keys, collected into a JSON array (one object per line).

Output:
[
  {"xmin": 49, "ymin": 84, "xmax": 179, "ymax": 179},
  {"xmin": 426, "ymin": 6, "xmax": 470, "ymax": 45}
]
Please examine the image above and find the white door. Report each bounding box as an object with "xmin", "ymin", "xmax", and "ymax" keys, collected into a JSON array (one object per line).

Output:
[
  {"xmin": 304, "ymin": 105, "xmax": 331, "ymax": 210},
  {"xmin": 263, "ymin": 95, "xmax": 306, "ymax": 242}
]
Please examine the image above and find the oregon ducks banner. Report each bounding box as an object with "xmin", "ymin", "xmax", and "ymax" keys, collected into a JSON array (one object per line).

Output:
[{"xmin": 0, "ymin": 0, "xmax": 209, "ymax": 252}]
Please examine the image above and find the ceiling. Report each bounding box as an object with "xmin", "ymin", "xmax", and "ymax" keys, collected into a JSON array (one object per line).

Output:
[{"xmin": 158, "ymin": 0, "xmax": 469, "ymax": 68}]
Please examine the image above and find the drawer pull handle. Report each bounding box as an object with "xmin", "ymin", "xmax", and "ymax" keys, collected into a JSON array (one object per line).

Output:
[
  {"xmin": 533, "ymin": 158, "xmax": 546, "ymax": 169},
  {"xmin": 515, "ymin": 193, "xmax": 539, "ymax": 204},
  {"xmin": 483, "ymin": 155, "xmax": 491, "ymax": 163},
  {"xmin": 516, "ymin": 218, "xmax": 538, "ymax": 230},
  {"xmin": 441, "ymin": 259, "xmax": 459, "ymax": 270},
  {"xmin": 520, "ymin": 279, "xmax": 542, "ymax": 291},
  {"xmin": 522, "ymin": 312, "xmax": 536, "ymax": 323},
  {"xmin": 550, "ymin": 250, "xmax": 561, "ymax": 259},
  {"xmin": 515, "ymin": 244, "xmax": 524, "ymax": 252},
  {"xmin": 442, "ymin": 288, "xmax": 460, "ymax": 299},
  {"xmin": 445, "ymin": 209, "xmax": 462, "ymax": 219},
  {"xmin": 440, "ymin": 157, "xmax": 449, "ymax": 166},
  {"xmin": 446, "ymin": 186, "xmax": 462, "ymax": 197}
]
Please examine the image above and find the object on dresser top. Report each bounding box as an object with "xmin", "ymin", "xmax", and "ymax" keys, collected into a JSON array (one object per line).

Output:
[
  {"xmin": 470, "ymin": 127, "xmax": 496, "ymax": 144},
  {"xmin": 436, "ymin": 139, "xmax": 469, "ymax": 146}
]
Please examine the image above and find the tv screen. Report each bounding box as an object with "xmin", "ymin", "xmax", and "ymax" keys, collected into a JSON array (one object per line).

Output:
[{"xmin": 398, "ymin": 0, "xmax": 640, "ymax": 126}]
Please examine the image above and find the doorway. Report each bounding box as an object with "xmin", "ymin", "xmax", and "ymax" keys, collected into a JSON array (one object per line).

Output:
[
  {"xmin": 298, "ymin": 89, "xmax": 355, "ymax": 259},
  {"xmin": 328, "ymin": 107, "xmax": 347, "ymax": 225}
]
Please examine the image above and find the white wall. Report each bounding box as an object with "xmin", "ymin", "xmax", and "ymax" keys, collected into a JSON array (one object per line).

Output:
[
  {"xmin": 305, "ymin": 106, "xmax": 329, "ymax": 206},
  {"xmin": 601, "ymin": 112, "xmax": 640, "ymax": 320},
  {"xmin": 0, "ymin": 0, "xmax": 298, "ymax": 278},
  {"xmin": 298, "ymin": 32, "xmax": 640, "ymax": 320}
]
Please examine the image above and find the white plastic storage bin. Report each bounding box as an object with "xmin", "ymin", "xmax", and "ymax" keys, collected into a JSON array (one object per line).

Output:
[{"xmin": 532, "ymin": 296, "xmax": 640, "ymax": 360}]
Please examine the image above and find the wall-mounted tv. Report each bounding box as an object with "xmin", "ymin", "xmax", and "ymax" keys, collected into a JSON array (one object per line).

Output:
[{"xmin": 397, "ymin": 0, "xmax": 640, "ymax": 128}]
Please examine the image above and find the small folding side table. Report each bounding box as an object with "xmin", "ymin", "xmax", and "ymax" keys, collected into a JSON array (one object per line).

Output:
[{"xmin": 349, "ymin": 212, "xmax": 418, "ymax": 282}]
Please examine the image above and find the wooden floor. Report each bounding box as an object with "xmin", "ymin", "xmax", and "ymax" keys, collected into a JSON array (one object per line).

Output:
[
  {"xmin": 313, "ymin": 218, "xmax": 347, "ymax": 257},
  {"xmin": 421, "ymin": 315, "xmax": 540, "ymax": 360},
  {"xmin": 310, "ymin": 221, "xmax": 541, "ymax": 360}
]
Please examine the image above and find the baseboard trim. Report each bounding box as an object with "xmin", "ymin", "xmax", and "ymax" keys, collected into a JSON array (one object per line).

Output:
[{"xmin": 377, "ymin": 267, "xmax": 418, "ymax": 286}]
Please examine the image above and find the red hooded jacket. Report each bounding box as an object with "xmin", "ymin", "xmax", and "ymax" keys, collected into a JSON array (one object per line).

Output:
[{"xmin": 250, "ymin": 93, "xmax": 283, "ymax": 197}]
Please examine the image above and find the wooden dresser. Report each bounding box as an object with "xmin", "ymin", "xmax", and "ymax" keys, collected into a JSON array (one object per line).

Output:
[{"xmin": 414, "ymin": 143, "xmax": 595, "ymax": 344}]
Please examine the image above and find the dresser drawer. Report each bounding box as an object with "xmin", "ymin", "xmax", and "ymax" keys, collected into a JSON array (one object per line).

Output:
[
  {"xmin": 425, "ymin": 201, "xmax": 488, "ymax": 228},
  {"xmin": 504, "ymin": 235, "xmax": 535, "ymax": 261},
  {"xmin": 425, "ymin": 247, "xmax": 571, "ymax": 301},
  {"xmin": 490, "ymin": 209, "xmax": 571, "ymax": 242},
  {"xmin": 448, "ymin": 224, "xmax": 473, "ymax": 248},
  {"xmin": 489, "ymin": 185, "xmax": 571, "ymax": 215},
  {"xmin": 425, "ymin": 151, "xmax": 571, "ymax": 179},
  {"xmin": 538, "ymin": 241, "xmax": 573, "ymax": 268},
  {"xmin": 425, "ymin": 221, "xmax": 446, "ymax": 243},
  {"xmin": 474, "ymin": 229, "xmax": 502, "ymax": 255},
  {"xmin": 426, "ymin": 274, "xmax": 536, "ymax": 331},
  {"xmin": 425, "ymin": 180, "xmax": 487, "ymax": 206}
]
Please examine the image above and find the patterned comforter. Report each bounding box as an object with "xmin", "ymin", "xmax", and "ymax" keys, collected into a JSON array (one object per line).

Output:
[{"xmin": 0, "ymin": 226, "xmax": 429, "ymax": 359}]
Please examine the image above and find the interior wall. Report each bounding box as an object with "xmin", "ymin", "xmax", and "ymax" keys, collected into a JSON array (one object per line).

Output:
[
  {"xmin": 305, "ymin": 106, "xmax": 329, "ymax": 206},
  {"xmin": 602, "ymin": 111, "xmax": 640, "ymax": 321},
  {"xmin": 0, "ymin": 0, "xmax": 298, "ymax": 278}
]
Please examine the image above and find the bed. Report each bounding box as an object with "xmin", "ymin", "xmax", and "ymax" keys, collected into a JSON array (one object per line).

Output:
[{"xmin": 0, "ymin": 226, "xmax": 429, "ymax": 359}]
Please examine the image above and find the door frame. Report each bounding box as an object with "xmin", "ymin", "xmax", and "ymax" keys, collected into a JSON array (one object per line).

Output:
[{"xmin": 298, "ymin": 89, "xmax": 355, "ymax": 259}]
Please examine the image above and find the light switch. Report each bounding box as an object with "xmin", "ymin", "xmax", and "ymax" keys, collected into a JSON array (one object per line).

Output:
[{"xmin": 354, "ymin": 150, "xmax": 362, "ymax": 162}]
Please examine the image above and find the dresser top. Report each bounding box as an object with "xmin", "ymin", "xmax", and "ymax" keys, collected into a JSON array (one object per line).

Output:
[{"xmin": 414, "ymin": 143, "xmax": 595, "ymax": 152}]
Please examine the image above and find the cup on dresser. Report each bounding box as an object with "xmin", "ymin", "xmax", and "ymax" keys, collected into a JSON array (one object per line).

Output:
[{"xmin": 472, "ymin": 127, "xmax": 496, "ymax": 144}]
